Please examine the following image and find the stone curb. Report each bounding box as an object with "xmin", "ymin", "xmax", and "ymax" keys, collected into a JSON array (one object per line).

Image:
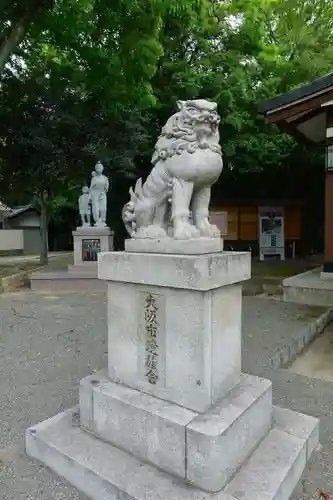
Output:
[
  {"xmin": 243, "ymin": 276, "xmax": 282, "ymax": 296},
  {"xmin": 264, "ymin": 307, "xmax": 333, "ymax": 370}
]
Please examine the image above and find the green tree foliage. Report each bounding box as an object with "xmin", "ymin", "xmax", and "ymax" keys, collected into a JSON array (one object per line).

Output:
[
  {"xmin": 256, "ymin": 0, "xmax": 333, "ymax": 94},
  {"xmin": 0, "ymin": 0, "xmax": 210, "ymax": 259},
  {"xmin": 0, "ymin": 0, "xmax": 55, "ymax": 73},
  {"xmin": 225, "ymin": 0, "xmax": 333, "ymax": 176},
  {"xmin": 0, "ymin": 0, "xmax": 332, "ymax": 255},
  {"xmin": 149, "ymin": 0, "xmax": 333, "ymax": 178}
]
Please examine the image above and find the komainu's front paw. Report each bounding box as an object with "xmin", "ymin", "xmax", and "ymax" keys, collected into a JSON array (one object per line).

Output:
[
  {"xmin": 135, "ymin": 225, "xmax": 167, "ymax": 239},
  {"xmin": 196, "ymin": 218, "xmax": 221, "ymax": 238},
  {"xmin": 173, "ymin": 221, "xmax": 200, "ymax": 240}
]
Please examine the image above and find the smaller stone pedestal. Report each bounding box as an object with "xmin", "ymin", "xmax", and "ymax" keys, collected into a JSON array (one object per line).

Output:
[
  {"xmin": 30, "ymin": 226, "xmax": 114, "ymax": 292},
  {"xmin": 72, "ymin": 226, "xmax": 113, "ymax": 269}
]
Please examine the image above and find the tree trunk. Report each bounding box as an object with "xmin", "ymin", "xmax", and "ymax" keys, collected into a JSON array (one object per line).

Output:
[
  {"xmin": 0, "ymin": 23, "xmax": 25, "ymax": 74},
  {"xmin": 39, "ymin": 190, "xmax": 48, "ymax": 265}
]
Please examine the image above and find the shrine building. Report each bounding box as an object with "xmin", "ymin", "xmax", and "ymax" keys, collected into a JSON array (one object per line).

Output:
[{"xmin": 259, "ymin": 72, "xmax": 333, "ymax": 305}]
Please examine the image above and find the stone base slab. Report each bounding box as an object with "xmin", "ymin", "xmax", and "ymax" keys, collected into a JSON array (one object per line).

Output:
[
  {"xmin": 283, "ymin": 267, "xmax": 333, "ymax": 306},
  {"xmin": 74, "ymin": 226, "xmax": 112, "ymax": 234},
  {"xmin": 125, "ymin": 237, "xmax": 223, "ymax": 254},
  {"xmin": 67, "ymin": 263, "xmax": 97, "ymax": 275},
  {"xmin": 79, "ymin": 372, "xmax": 272, "ymax": 491},
  {"xmin": 272, "ymin": 406, "xmax": 319, "ymax": 460},
  {"xmin": 30, "ymin": 270, "xmax": 105, "ymax": 292},
  {"xmin": 320, "ymin": 271, "xmax": 333, "ymax": 280},
  {"xmin": 25, "ymin": 406, "xmax": 319, "ymax": 500},
  {"xmin": 80, "ymin": 372, "xmax": 197, "ymax": 479},
  {"xmin": 186, "ymin": 374, "xmax": 272, "ymax": 491}
]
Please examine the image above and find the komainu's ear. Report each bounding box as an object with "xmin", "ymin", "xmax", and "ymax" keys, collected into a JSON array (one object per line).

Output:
[
  {"xmin": 134, "ymin": 178, "xmax": 143, "ymax": 199},
  {"xmin": 176, "ymin": 100, "xmax": 185, "ymax": 110}
]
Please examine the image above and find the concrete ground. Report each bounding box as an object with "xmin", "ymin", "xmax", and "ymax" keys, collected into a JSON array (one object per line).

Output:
[{"xmin": 0, "ymin": 290, "xmax": 332, "ymax": 499}]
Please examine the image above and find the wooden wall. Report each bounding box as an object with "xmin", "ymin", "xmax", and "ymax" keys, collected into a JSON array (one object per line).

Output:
[
  {"xmin": 284, "ymin": 206, "xmax": 301, "ymax": 240},
  {"xmin": 239, "ymin": 206, "xmax": 257, "ymax": 240},
  {"xmin": 211, "ymin": 205, "xmax": 301, "ymax": 241}
]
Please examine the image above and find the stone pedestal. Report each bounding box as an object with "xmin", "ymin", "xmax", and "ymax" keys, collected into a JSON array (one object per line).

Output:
[
  {"xmin": 26, "ymin": 245, "xmax": 319, "ymax": 500},
  {"xmin": 100, "ymin": 250, "xmax": 248, "ymax": 413},
  {"xmin": 30, "ymin": 226, "xmax": 114, "ymax": 292}
]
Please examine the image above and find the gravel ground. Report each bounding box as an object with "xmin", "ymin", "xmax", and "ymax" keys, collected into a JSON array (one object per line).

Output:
[
  {"xmin": 0, "ymin": 291, "xmax": 106, "ymax": 500},
  {"xmin": 0, "ymin": 290, "xmax": 332, "ymax": 499}
]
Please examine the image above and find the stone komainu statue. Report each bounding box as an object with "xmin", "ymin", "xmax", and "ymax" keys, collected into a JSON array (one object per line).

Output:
[{"xmin": 122, "ymin": 99, "xmax": 223, "ymax": 240}]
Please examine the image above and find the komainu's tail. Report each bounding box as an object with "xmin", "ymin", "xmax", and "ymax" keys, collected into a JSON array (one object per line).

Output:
[{"xmin": 122, "ymin": 178, "xmax": 144, "ymax": 237}]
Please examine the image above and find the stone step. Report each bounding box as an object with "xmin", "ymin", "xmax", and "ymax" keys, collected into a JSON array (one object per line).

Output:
[
  {"xmin": 224, "ymin": 427, "xmax": 307, "ymax": 500},
  {"xmin": 29, "ymin": 270, "xmax": 105, "ymax": 292},
  {"xmin": 79, "ymin": 371, "xmax": 272, "ymax": 488},
  {"xmin": 272, "ymin": 405, "xmax": 319, "ymax": 460},
  {"xmin": 25, "ymin": 405, "xmax": 318, "ymax": 500},
  {"xmin": 223, "ymin": 407, "xmax": 319, "ymax": 500}
]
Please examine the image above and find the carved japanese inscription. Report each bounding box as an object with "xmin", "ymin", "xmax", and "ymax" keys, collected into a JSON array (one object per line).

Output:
[
  {"xmin": 138, "ymin": 291, "xmax": 165, "ymax": 387},
  {"xmin": 144, "ymin": 294, "xmax": 159, "ymax": 384}
]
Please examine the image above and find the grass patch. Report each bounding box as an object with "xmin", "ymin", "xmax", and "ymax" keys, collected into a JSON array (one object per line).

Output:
[
  {"xmin": 251, "ymin": 260, "xmax": 316, "ymax": 278},
  {"xmin": 296, "ymin": 307, "xmax": 328, "ymax": 321},
  {"xmin": 0, "ymin": 254, "xmax": 73, "ymax": 278},
  {"xmin": 0, "ymin": 262, "xmax": 46, "ymax": 278}
]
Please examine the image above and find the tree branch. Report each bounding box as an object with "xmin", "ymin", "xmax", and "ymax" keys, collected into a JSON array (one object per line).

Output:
[{"xmin": 0, "ymin": 23, "xmax": 25, "ymax": 74}]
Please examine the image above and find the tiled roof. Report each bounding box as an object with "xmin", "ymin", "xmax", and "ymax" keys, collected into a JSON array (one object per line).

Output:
[
  {"xmin": 258, "ymin": 71, "xmax": 333, "ymax": 113},
  {"xmin": 0, "ymin": 201, "xmax": 11, "ymax": 212},
  {"xmin": 5, "ymin": 204, "xmax": 33, "ymax": 218}
]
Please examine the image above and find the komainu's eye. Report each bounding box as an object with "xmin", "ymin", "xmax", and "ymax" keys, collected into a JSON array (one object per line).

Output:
[{"xmin": 186, "ymin": 107, "xmax": 198, "ymax": 114}]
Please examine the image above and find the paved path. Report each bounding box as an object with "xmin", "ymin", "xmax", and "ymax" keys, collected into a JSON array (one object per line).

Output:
[{"xmin": 0, "ymin": 290, "xmax": 332, "ymax": 499}]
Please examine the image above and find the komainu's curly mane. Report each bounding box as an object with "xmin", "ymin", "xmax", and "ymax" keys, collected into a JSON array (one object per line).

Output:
[{"xmin": 151, "ymin": 100, "xmax": 222, "ymax": 165}]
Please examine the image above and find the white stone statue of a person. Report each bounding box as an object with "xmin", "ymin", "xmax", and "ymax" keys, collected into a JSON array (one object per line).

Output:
[
  {"xmin": 89, "ymin": 161, "xmax": 109, "ymax": 227},
  {"xmin": 78, "ymin": 186, "xmax": 91, "ymax": 226}
]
